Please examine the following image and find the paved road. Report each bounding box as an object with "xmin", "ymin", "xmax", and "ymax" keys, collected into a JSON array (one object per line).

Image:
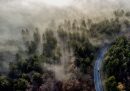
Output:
[
  {"xmin": 93, "ymin": 31, "xmax": 130, "ymax": 91},
  {"xmin": 94, "ymin": 46, "xmax": 109, "ymax": 91}
]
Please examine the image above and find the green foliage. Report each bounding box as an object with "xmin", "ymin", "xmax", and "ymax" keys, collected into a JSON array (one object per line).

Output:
[
  {"xmin": 105, "ymin": 76, "xmax": 118, "ymax": 91},
  {"xmin": 9, "ymin": 62, "xmax": 20, "ymax": 79},
  {"xmin": 104, "ymin": 36, "xmax": 130, "ymax": 91},
  {"xmin": 57, "ymin": 29, "xmax": 68, "ymax": 42},
  {"xmin": 32, "ymin": 72, "xmax": 43, "ymax": 86},
  {"xmin": 0, "ymin": 76, "xmax": 12, "ymax": 91},
  {"xmin": 8, "ymin": 29, "xmax": 62, "ymax": 90},
  {"xmin": 68, "ymin": 32, "xmax": 96, "ymax": 73},
  {"xmin": 10, "ymin": 55, "xmax": 43, "ymax": 77},
  {"xmin": 3, "ymin": 15, "xmax": 129, "ymax": 90},
  {"xmin": 21, "ymin": 74, "xmax": 30, "ymax": 82},
  {"xmin": 21, "ymin": 29, "xmax": 41, "ymax": 54},
  {"xmin": 90, "ymin": 18, "xmax": 121, "ymax": 37},
  {"xmin": 104, "ymin": 36, "xmax": 130, "ymax": 76},
  {"xmin": 80, "ymin": 19, "xmax": 87, "ymax": 31},
  {"xmin": 114, "ymin": 10, "xmax": 125, "ymax": 17},
  {"xmin": 14, "ymin": 78, "xmax": 28, "ymax": 91},
  {"xmin": 125, "ymin": 11, "xmax": 130, "ymax": 17},
  {"xmin": 43, "ymin": 30, "xmax": 57, "ymax": 58},
  {"xmin": 26, "ymin": 55, "xmax": 43, "ymax": 73},
  {"xmin": 42, "ymin": 30, "xmax": 61, "ymax": 64}
]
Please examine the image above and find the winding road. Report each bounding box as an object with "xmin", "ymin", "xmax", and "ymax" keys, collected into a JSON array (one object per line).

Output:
[
  {"xmin": 94, "ymin": 46, "xmax": 109, "ymax": 91},
  {"xmin": 93, "ymin": 31, "xmax": 130, "ymax": 91}
]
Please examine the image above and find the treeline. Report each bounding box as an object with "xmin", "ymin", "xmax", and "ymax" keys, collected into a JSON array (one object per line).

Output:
[
  {"xmin": 0, "ymin": 9, "xmax": 130, "ymax": 91},
  {"xmin": 0, "ymin": 26, "xmax": 97, "ymax": 91},
  {"xmin": 103, "ymin": 36, "xmax": 130, "ymax": 91}
]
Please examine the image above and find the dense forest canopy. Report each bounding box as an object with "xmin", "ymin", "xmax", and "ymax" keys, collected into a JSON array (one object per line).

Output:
[
  {"xmin": 103, "ymin": 36, "xmax": 130, "ymax": 91},
  {"xmin": 0, "ymin": 0, "xmax": 130, "ymax": 91},
  {"xmin": 0, "ymin": 12, "xmax": 130, "ymax": 90}
]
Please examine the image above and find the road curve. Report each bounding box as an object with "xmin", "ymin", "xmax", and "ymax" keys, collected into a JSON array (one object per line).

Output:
[{"xmin": 94, "ymin": 46, "xmax": 109, "ymax": 91}]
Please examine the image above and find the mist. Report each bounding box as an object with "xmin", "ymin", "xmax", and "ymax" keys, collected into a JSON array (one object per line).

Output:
[
  {"xmin": 1, "ymin": 0, "xmax": 130, "ymax": 44},
  {"xmin": 0, "ymin": 0, "xmax": 130, "ymax": 80},
  {"xmin": 0, "ymin": 1, "xmax": 130, "ymax": 91}
]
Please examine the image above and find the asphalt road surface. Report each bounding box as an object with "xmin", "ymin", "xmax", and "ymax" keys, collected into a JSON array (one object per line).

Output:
[{"xmin": 94, "ymin": 46, "xmax": 108, "ymax": 91}]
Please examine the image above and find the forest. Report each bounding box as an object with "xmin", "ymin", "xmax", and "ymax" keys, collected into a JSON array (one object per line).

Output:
[
  {"xmin": 0, "ymin": 7, "xmax": 130, "ymax": 91},
  {"xmin": 103, "ymin": 36, "xmax": 130, "ymax": 91}
]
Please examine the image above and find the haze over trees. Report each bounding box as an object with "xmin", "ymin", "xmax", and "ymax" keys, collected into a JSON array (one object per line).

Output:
[
  {"xmin": 0, "ymin": 25, "xmax": 97, "ymax": 91},
  {"xmin": 0, "ymin": 8, "xmax": 130, "ymax": 91}
]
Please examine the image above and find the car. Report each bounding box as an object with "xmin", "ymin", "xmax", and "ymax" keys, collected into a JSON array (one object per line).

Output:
[{"xmin": 98, "ymin": 68, "xmax": 100, "ymax": 72}]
